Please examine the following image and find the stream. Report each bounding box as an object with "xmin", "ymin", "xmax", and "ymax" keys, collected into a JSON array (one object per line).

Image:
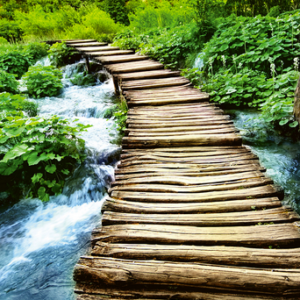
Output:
[{"xmin": 0, "ymin": 59, "xmax": 120, "ymax": 300}]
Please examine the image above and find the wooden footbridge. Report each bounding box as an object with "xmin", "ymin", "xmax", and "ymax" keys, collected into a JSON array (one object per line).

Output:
[{"xmin": 66, "ymin": 39, "xmax": 300, "ymax": 299}]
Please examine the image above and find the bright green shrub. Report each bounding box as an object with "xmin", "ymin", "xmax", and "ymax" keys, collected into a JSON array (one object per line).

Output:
[
  {"xmin": 0, "ymin": 92, "xmax": 38, "ymax": 117},
  {"xmin": 202, "ymin": 13, "xmax": 300, "ymax": 75},
  {"xmin": 0, "ymin": 19, "xmax": 23, "ymax": 42},
  {"xmin": 0, "ymin": 114, "xmax": 90, "ymax": 201},
  {"xmin": 48, "ymin": 42, "xmax": 79, "ymax": 67},
  {"xmin": 22, "ymin": 65, "xmax": 63, "ymax": 98},
  {"xmin": 24, "ymin": 42, "xmax": 50, "ymax": 62},
  {"xmin": 0, "ymin": 37, "xmax": 8, "ymax": 44},
  {"xmin": 0, "ymin": 71, "xmax": 19, "ymax": 94},
  {"xmin": 103, "ymin": 0, "xmax": 129, "ymax": 25},
  {"xmin": 0, "ymin": 50, "xmax": 32, "ymax": 79},
  {"xmin": 67, "ymin": 7, "xmax": 121, "ymax": 42}
]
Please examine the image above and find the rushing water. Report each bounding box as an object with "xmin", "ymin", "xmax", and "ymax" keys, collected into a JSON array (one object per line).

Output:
[
  {"xmin": 0, "ymin": 60, "xmax": 120, "ymax": 300},
  {"xmin": 227, "ymin": 109, "xmax": 300, "ymax": 213}
]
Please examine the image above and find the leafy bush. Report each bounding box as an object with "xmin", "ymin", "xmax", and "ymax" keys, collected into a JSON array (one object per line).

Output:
[
  {"xmin": 0, "ymin": 92, "xmax": 37, "ymax": 117},
  {"xmin": 0, "ymin": 50, "xmax": 32, "ymax": 79},
  {"xmin": 0, "ymin": 114, "xmax": 90, "ymax": 201},
  {"xmin": 0, "ymin": 19, "xmax": 23, "ymax": 42},
  {"xmin": 24, "ymin": 42, "xmax": 50, "ymax": 61},
  {"xmin": 103, "ymin": 0, "xmax": 129, "ymax": 25},
  {"xmin": 0, "ymin": 70, "xmax": 19, "ymax": 93},
  {"xmin": 114, "ymin": 22, "xmax": 215, "ymax": 69},
  {"xmin": 67, "ymin": 7, "xmax": 121, "ymax": 42},
  {"xmin": 22, "ymin": 65, "xmax": 63, "ymax": 98},
  {"xmin": 202, "ymin": 13, "xmax": 300, "ymax": 75},
  {"xmin": 0, "ymin": 37, "xmax": 8, "ymax": 44},
  {"xmin": 48, "ymin": 42, "xmax": 79, "ymax": 67}
]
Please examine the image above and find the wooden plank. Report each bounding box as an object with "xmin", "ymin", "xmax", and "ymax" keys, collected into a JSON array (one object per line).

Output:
[
  {"xmin": 96, "ymin": 54, "xmax": 148, "ymax": 64},
  {"xmin": 102, "ymin": 206, "xmax": 299, "ymax": 226},
  {"xmin": 122, "ymin": 134, "xmax": 242, "ymax": 147},
  {"xmin": 117, "ymin": 69, "xmax": 181, "ymax": 80},
  {"xmin": 102, "ymin": 197, "xmax": 281, "ymax": 214},
  {"xmin": 92, "ymin": 242, "xmax": 300, "ymax": 269},
  {"xmin": 111, "ymin": 170, "xmax": 263, "ymax": 186},
  {"xmin": 110, "ymin": 185, "xmax": 282, "ymax": 202},
  {"xmin": 114, "ymin": 166, "xmax": 266, "ymax": 179},
  {"xmin": 74, "ymin": 256, "xmax": 300, "ymax": 295},
  {"xmin": 122, "ymin": 77, "xmax": 190, "ymax": 89},
  {"xmin": 76, "ymin": 46, "xmax": 119, "ymax": 52},
  {"xmin": 75, "ymin": 285, "xmax": 291, "ymax": 300},
  {"xmin": 68, "ymin": 42, "xmax": 107, "ymax": 47},
  {"xmin": 65, "ymin": 39, "xmax": 96, "ymax": 43},
  {"xmin": 109, "ymin": 178, "xmax": 273, "ymax": 194},
  {"xmin": 106, "ymin": 60, "xmax": 164, "ymax": 73},
  {"xmin": 88, "ymin": 50, "xmax": 134, "ymax": 56},
  {"xmin": 92, "ymin": 222, "xmax": 300, "ymax": 246}
]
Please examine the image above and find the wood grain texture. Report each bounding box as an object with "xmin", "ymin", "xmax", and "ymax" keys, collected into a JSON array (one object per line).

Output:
[{"xmin": 74, "ymin": 256, "xmax": 300, "ymax": 295}]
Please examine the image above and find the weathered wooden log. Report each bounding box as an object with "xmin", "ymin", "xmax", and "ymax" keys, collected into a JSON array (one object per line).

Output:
[
  {"xmin": 102, "ymin": 206, "xmax": 299, "ymax": 226},
  {"xmin": 88, "ymin": 50, "xmax": 134, "ymax": 56},
  {"xmin": 122, "ymin": 77, "xmax": 190, "ymax": 90},
  {"xmin": 120, "ymin": 148, "xmax": 250, "ymax": 158},
  {"xmin": 106, "ymin": 60, "xmax": 164, "ymax": 73},
  {"xmin": 92, "ymin": 223, "xmax": 300, "ymax": 246},
  {"xmin": 117, "ymin": 69, "xmax": 180, "ymax": 80},
  {"xmin": 109, "ymin": 178, "xmax": 273, "ymax": 194},
  {"xmin": 116, "ymin": 161, "xmax": 263, "ymax": 172},
  {"xmin": 96, "ymin": 54, "xmax": 148, "ymax": 64},
  {"xmin": 65, "ymin": 39, "xmax": 96, "ymax": 43},
  {"xmin": 102, "ymin": 197, "xmax": 280, "ymax": 214},
  {"xmin": 76, "ymin": 46, "xmax": 115, "ymax": 52},
  {"xmin": 68, "ymin": 42, "xmax": 107, "ymax": 47},
  {"xmin": 110, "ymin": 185, "xmax": 283, "ymax": 202},
  {"xmin": 114, "ymin": 166, "xmax": 266, "ymax": 179},
  {"xmin": 92, "ymin": 242, "xmax": 300, "ymax": 268},
  {"xmin": 75, "ymin": 285, "xmax": 294, "ymax": 300},
  {"xmin": 74, "ymin": 256, "xmax": 300, "ymax": 295},
  {"xmin": 111, "ymin": 170, "xmax": 263, "ymax": 186}
]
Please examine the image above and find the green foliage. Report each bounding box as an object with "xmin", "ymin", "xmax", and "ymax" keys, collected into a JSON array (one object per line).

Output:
[
  {"xmin": 105, "ymin": 99, "xmax": 128, "ymax": 136},
  {"xmin": 104, "ymin": 0, "xmax": 129, "ymax": 25},
  {"xmin": 0, "ymin": 93, "xmax": 38, "ymax": 117},
  {"xmin": 114, "ymin": 22, "xmax": 215, "ymax": 69},
  {"xmin": 0, "ymin": 50, "xmax": 31, "ymax": 79},
  {"xmin": 202, "ymin": 13, "xmax": 300, "ymax": 75},
  {"xmin": 67, "ymin": 6, "xmax": 122, "ymax": 42},
  {"xmin": 128, "ymin": 1, "xmax": 195, "ymax": 32},
  {"xmin": 70, "ymin": 73, "xmax": 97, "ymax": 86},
  {"xmin": 48, "ymin": 42, "xmax": 78, "ymax": 67},
  {"xmin": 0, "ymin": 114, "xmax": 90, "ymax": 201},
  {"xmin": 24, "ymin": 42, "xmax": 50, "ymax": 61},
  {"xmin": 22, "ymin": 65, "xmax": 63, "ymax": 98},
  {"xmin": 0, "ymin": 70, "xmax": 19, "ymax": 94},
  {"xmin": 0, "ymin": 19, "xmax": 22, "ymax": 42},
  {"xmin": 259, "ymin": 71, "xmax": 299, "ymax": 127}
]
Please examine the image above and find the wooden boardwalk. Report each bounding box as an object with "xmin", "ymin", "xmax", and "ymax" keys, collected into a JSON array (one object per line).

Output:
[{"xmin": 66, "ymin": 40, "xmax": 300, "ymax": 299}]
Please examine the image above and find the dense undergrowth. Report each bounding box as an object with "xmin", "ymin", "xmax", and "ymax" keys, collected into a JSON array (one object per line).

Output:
[{"xmin": 0, "ymin": 40, "xmax": 91, "ymax": 204}]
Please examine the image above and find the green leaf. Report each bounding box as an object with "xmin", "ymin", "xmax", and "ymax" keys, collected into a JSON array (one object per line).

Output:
[
  {"xmin": 32, "ymin": 173, "xmax": 43, "ymax": 183},
  {"xmin": 45, "ymin": 164, "xmax": 57, "ymax": 174},
  {"xmin": 61, "ymin": 169, "xmax": 70, "ymax": 175},
  {"xmin": 289, "ymin": 121, "xmax": 298, "ymax": 128},
  {"xmin": 2, "ymin": 144, "xmax": 31, "ymax": 162},
  {"xmin": 279, "ymin": 119, "xmax": 289, "ymax": 126}
]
